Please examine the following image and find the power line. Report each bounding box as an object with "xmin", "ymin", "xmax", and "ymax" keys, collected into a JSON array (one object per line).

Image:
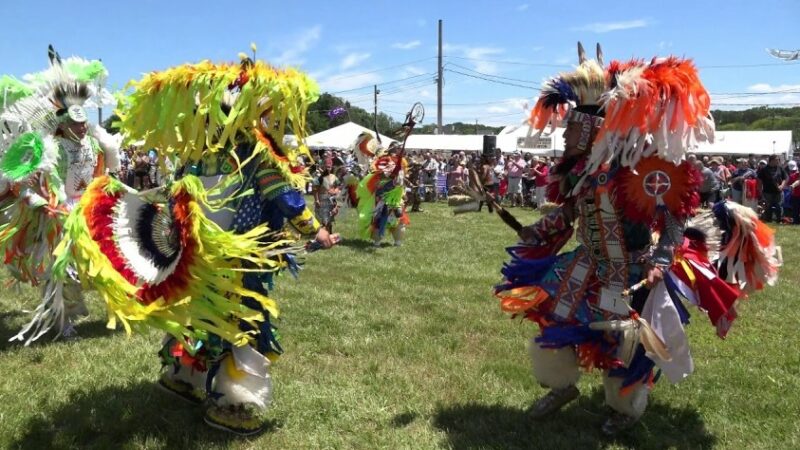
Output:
[
  {"xmin": 329, "ymin": 72, "xmax": 435, "ymax": 94},
  {"xmin": 380, "ymin": 97, "xmax": 527, "ymax": 107},
  {"xmin": 334, "ymin": 77, "xmax": 436, "ymax": 103},
  {"xmin": 712, "ymin": 90, "xmax": 800, "ymax": 100},
  {"xmin": 444, "ymin": 55, "xmax": 571, "ymax": 68},
  {"xmin": 380, "ymin": 79, "xmax": 436, "ymax": 96},
  {"xmin": 446, "ymin": 54, "xmax": 800, "ymax": 70},
  {"xmin": 446, "ymin": 63, "xmax": 539, "ymax": 85},
  {"xmin": 321, "ymin": 56, "xmax": 437, "ymax": 83},
  {"xmin": 445, "ymin": 68, "xmax": 539, "ymax": 90},
  {"xmin": 700, "ymin": 62, "xmax": 800, "ymax": 69},
  {"xmin": 711, "ymin": 102, "xmax": 800, "ymax": 107}
]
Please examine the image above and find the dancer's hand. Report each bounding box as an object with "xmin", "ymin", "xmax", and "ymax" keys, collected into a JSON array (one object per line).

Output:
[
  {"xmin": 314, "ymin": 227, "xmax": 338, "ymax": 249},
  {"xmin": 645, "ymin": 265, "xmax": 664, "ymax": 285},
  {"xmin": 518, "ymin": 225, "xmax": 538, "ymax": 243}
]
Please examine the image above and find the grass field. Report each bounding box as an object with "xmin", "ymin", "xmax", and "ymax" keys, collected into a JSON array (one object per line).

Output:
[{"xmin": 0, "ymin": 201, "xmax": 798, "ymax": 450}]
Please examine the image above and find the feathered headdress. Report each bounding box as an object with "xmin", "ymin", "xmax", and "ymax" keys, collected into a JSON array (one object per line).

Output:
[
  {"xmin": 0, "ymin": 46, "xmax": 109, "ymax": 176},
  {"xmin": 118, "ymin": 54, "xmax": 320, "ymax": 190},
  {"xmin": 588, "ymin": 56, "xmax": 715, "ymax": 174},
  {"xmin": 529, "ymin": 42, "xmax": 607, "ymax": 135},
  {"xmin": 1, "ymin": 46, "xmax": 107, "ymax": 134}
]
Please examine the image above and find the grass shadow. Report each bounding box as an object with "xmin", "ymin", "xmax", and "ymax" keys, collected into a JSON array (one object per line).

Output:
[
  {"xmin": 9, "ymin": 380, "xmax": 277, "ymax": 449},
  {"xmin": 336, "ymin": 238, "xmax": 379, "ymax": 252},
  {"xmin": 431, "ymin": 388, "xmax": 716, "ymax": 450},
  {"xmin": 0, "ymin": 317, "xmax": 115, "ymax": 351}
]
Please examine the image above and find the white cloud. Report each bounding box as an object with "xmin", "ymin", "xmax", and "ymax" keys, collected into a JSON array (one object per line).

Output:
[
  {"xmin": 393, "ymin": 40, "xmax": 421, "ymax": 50},
  {"xmin": 570, "ymin": 19, "xmax": 649, "ymax": 33},
  {"xmin": 747, "ymin": 83, "xmax": 800, "ymax": 93},
  {"xmin": 340, "ymin": 52, "xmax": 371, "ymax": 70},
  {"xmin": 402, "ymin": 65, "xmax": 427, "ymax": 77},
  {"xmin": 442, "ymin": 98, "xmax": 530, "ymax": 126},
  {"xmin": 487, "ymin": 106, "xmax": 509, "ymax": 113},
  {"xmin": 272, "ymin": 25, "xmax": 322, "ymax": 66},
  {"xmin": 445, "ymin": 43, "xmax": 505, "ymax": 74},
  {"xmin": 516, "ymin": 4, "xmax": 529, "ymax": 11},
  {"xmin": 318, "ymin": 71, "xmax": 382, "ymax": 93},
  {"xmin": 711, "ymin": 84, "xmax": 800, "ymax": 109}
]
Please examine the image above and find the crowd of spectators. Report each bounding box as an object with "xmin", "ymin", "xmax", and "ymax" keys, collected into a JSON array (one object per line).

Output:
[
  {"xmin": 124, "ymin": 144, "xmax": 800, "ymax": 225},
  {"xmin": 689, "ymin": 153, "xmax": 799, "ymax": 223},
  {"xmin": 118, "ymin": 146, "xmax": 164, "ymax": 189}
]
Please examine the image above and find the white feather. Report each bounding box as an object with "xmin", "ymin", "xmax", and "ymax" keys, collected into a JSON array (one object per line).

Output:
[{"xmin": 91, "ymin": 124, "xmax": 121, "ymax": 172}]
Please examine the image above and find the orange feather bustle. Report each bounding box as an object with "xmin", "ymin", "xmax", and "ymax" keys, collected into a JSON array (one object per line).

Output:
[
  {"xmin": 598, "ymin": 57, "xmax": 710, "ymax": 142},
  {"xmin": 614, "ymin": 157, "xmax": 701, "ymax": 224}
]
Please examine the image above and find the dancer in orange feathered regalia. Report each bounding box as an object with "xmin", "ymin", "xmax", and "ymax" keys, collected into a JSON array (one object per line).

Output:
[{"xmin": 494, "ymin": 43, "xmax": 781, "ymax": 435}]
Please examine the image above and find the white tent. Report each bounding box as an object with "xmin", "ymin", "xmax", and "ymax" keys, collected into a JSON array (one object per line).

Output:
[
  {"xmin": 404, "ymin": 134, "xmax": 484, "ymax": 151},
  {"xmin": 497, "ymin": 125, "xmax": 792, "ymax": 159},
  {"xmin": 693, "ymin": 130, "xmax": 793, "ymax": 157},
  {"xmin": 404, "ymin": 129, "xmax": 564, "ymax": 156},
  {"xmin": 303, "ymin": 122, "xmax": 396, "ymax": 150},
  {"xmin": 497, "ymin": 124, "xmax": 565, "ymax": 157}
]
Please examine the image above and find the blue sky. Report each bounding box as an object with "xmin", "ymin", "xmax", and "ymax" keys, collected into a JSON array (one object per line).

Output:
[{"xmin": 1, "ymin": 0, "xmax": 798, "ymax": 125}]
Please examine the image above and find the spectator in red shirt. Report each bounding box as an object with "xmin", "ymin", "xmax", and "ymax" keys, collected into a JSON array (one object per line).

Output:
[
  {"xmin": 787, "ymin": 160, "xmax": 800, "ymax": 224},
  {"xmin": 530, "ymin": 156, "xmax": 549, "ymax": 208}
]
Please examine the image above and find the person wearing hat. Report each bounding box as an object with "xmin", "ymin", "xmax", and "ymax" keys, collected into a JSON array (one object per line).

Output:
[
  {"xmin": 787, "ymin": 160, "xmax": 800, "ymax": 224},
  {"xmin": 757, "ymin": 155, "xmax": 788, "ymax": 222}
]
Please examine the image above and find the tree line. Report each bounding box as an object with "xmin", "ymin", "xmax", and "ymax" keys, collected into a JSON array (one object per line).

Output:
[{"xmin": 712, "ymin": 106, "xmax": 800, "ymax": 144}]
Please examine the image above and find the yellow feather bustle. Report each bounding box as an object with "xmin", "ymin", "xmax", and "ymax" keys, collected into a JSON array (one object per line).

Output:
[{"xmin": 117, "ymin": 59, "xmax": 320, "ymax": 187}]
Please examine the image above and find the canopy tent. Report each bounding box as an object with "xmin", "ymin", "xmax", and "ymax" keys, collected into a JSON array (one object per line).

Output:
[
  {"xmin": 405, "ymin": 129, "xmax": 565, "ymax": 156},
  {"xmin": 497, "ymin": 124, "xmax": 565, "ymax": 156},
  {"xmin": 693, "ymin": 130, "xmax": 793, "ymax": 157},
  {"xmin": 498, "ymin": 125, "xmax": 792, "ymax": 158},
  {"xmin": 303, "ymin": 121, "xmax": 396, "ymax": 150},
  {"xmin": 404, "ymin": 134, "xmax": 484, "ymax": 152}
]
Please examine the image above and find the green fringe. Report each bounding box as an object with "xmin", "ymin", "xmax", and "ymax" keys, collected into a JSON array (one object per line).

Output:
[{"xmin": 0, "ymin": 132, "xmax": 43, "ymax": 181}]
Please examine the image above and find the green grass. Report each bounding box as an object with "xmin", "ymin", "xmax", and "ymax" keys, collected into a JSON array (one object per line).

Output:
[{"xmin": 0, "ymin": 202, "xmax": 798, "ymax": 450}]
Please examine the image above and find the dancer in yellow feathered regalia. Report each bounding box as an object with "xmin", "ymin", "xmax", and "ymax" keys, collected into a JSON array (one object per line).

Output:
[{"xmin": 51, "ymin": 52, "xmax": 338, "ymax": 435}]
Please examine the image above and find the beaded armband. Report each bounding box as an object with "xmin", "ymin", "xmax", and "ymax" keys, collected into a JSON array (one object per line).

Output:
[{"xmin": 256, "ymin": 167, "xmax": 294, "ymax": 201}]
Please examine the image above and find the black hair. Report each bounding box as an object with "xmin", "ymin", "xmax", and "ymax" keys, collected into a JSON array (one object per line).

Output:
[{"xmin": 575, "ymin": 104, "xmax": 604, "ymax": 117}]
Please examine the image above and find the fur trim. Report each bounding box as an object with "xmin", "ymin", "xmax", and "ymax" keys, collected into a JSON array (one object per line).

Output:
[
  {"xmin": 603, "ymin": 375, "xmax": 649, "ymax": 419},
  {"xmin": 528, "ymin": 339, "xmax": 581, "ymax": 389},
  {"xmin": 214, "ymin": 349, "xmax": 272, "ymax": 410}
]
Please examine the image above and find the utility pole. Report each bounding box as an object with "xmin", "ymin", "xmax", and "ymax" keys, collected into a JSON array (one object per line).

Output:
[
  {"xmin": 475, "ymin": 119, "xmax": 478, "ymax": 134},
  {"xmin": 373, "ymin": 84, "xmax": 380, "ymax": 133},
  {"xmin": 437, "ymin": 19, "xmax": 443, "ymax": 135}
]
